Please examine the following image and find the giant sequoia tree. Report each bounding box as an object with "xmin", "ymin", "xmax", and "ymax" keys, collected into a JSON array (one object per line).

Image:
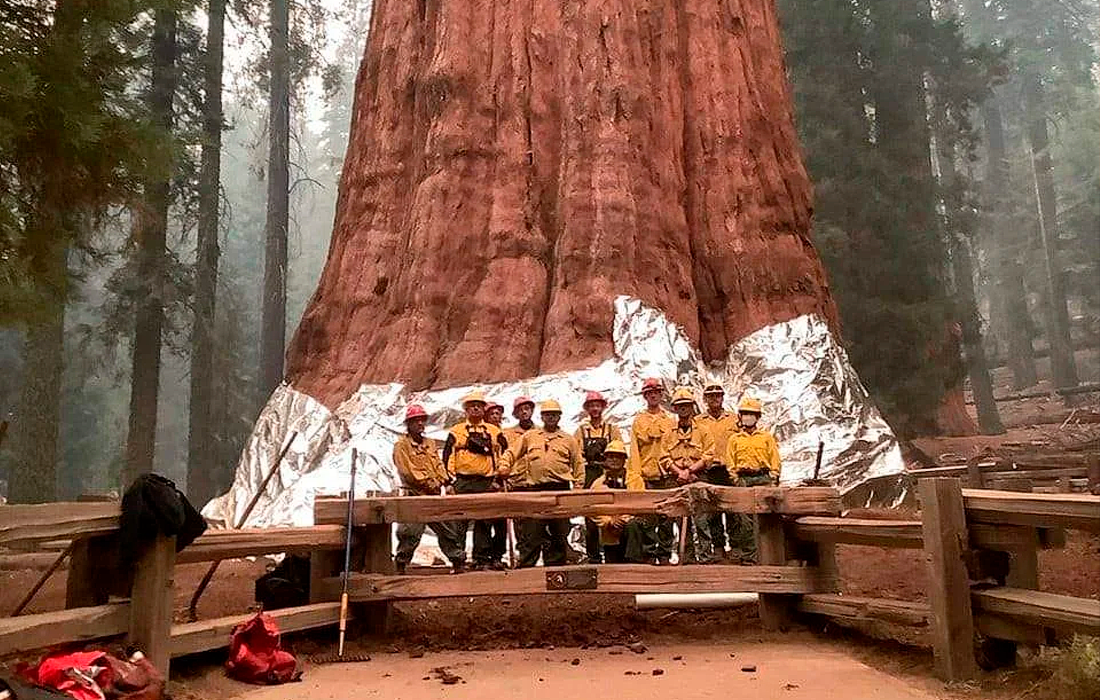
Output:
[{"xmin": 287, "ymin": 0, "xmax": 839, "ymax": 408}]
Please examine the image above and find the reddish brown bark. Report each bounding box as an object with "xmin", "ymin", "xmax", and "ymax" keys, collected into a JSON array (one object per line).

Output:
[{"xmin": 288, "ymin": 0, "xmax": 838, "ymax": 408}]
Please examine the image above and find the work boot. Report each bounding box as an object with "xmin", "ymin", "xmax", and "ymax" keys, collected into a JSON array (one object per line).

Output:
[
  {"xmin": 395, "ymin": 562, "xmax": 407, "ymax": 575},
  {"xmin": 488, "ymin": 560, "xmax": 506, "ymax": 571},
  {"xmin": 451, "ymin": 561, "xmax": 466, "ymax": 575}
]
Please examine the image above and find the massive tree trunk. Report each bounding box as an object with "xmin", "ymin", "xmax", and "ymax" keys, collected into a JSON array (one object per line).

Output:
[
  {"xmin": 124, "ymin": 9, "xmax": 177, "ymax": 486},
  {"xmin": 1023, "ymin": 73, "xmax": 1078, "ymax": 389},
  {"xmin": 980, "ymin": 95, "xmax": 1037, "ymax": 390},
  {"xmin": 187, "ymin": 0, "xmax": 226, "ymax": 505},
  {"xmin": 934, "ymin": 134, "xmax": 1003, "ymax": 435},
  {"xmin": 10, "ymin": 286, "xmax": 63, "ymax": 503},
  {"xmin": 287, "ymin": 0, "xmax": 838, "ymax": 408},
  {"xmin": 259, "ymin": 0, "xmax": 291, "ymax": 401}
]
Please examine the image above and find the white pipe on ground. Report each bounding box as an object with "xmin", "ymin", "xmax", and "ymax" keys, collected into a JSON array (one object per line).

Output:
[{"xmin": 634, "ymin": 593, "xmax": 759, "ymax": 610}]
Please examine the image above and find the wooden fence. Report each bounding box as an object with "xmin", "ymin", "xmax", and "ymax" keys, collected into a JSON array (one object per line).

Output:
[
  {"xmin": 0, "ymin": 479, "xmax": 1097, "ymax": 683},
  {"xmin": 909, "ymin": 454, "xmax": 1100, "ymax": 493},
  {"xmin": 0, "ymin": 503, "xmax": 350, "ymax": 676}
]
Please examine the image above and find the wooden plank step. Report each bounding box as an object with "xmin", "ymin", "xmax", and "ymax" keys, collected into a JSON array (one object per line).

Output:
[
  {"xmin": 962, "ymin": 490, "xmax": 1100, "ymax": 532},
  {"xmin": 315, "ymin": 485, "xmax": 841, "ymax": 525},
  {"xmin": 178, "ymin": 525, "xmax": 348, "ymax": 564},
  {"xmin": 971, "ymin": 588, "xmax": 1100, "ymax": 637},
  {"xmin": 789, "ymin": 517, "xmax": 923, "ymax": 548},
  {"xmin": 0, "ymin": 603, "xmax": 129, "ymax": 657},
  {"xmin": 324, "ymin": 564, "xmax": 836, "ymax": 602},
  {"xmin": 798, "ymin": 594, "xmax": 931, "ymax": 627},
  {"xmin": 170, "ymin": 602, "xmax": 346, "ymax": 658}
]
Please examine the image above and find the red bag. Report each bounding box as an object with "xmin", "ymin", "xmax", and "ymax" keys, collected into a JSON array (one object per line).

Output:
[
  {"xmin": 21, "ymin": 651, "xmax": 163, "ymax": 700},
  {"xmin": 225, "ymin": 613, "xmax": 301, "ymax": 685},
  {"xmin": 27, "ymin": 651, "xmax": 110, "ymax": 700}
]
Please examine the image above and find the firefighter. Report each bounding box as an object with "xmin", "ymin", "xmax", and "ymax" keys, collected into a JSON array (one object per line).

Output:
[
  {"xmin": 392, "ymin": 404, "xmax": 466, "ymax": 574},
  {"xmin": 501, "ymin": 396, "xmax": 536, "ymax": 490},
  {"xmin": 589, "ymin": 440, "xmax": 648, "ymax": 563},
  {"xmin": 694, "ymin": 384, "xmax": 738, "ymax": 560},
  {"xmin": 575, "ymin": 390, "xmax": 623, "ymax": 564},
  {"xmin": 658, "ymin": 387, "xmax": 717, "ymax": 563},
  {"xmin": 629, "ymin": 378, "xmax": 675, "ymax": 565},
  {"xmin": 498, "ymin": 400, "xmax": 583, "ymax": 567},
  {"xmin": 482, "ymin": 399, "xmax": 508, "ymax": 563},
  {"xmin": 485, "ymin": 401, "xmax": 505, "ymax": 428},
  {"xmin": 725, "ymin": 396, "xmax": 782, "ymax": 564},
  {"xmin": 442, "ymin": 391, "xmax": 507, "ymax": 570}
]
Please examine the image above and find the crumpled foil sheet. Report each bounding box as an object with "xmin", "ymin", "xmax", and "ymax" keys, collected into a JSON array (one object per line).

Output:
[{"xmin": 203, "ymin": 296, "xmax": 906, "ymax": 529}]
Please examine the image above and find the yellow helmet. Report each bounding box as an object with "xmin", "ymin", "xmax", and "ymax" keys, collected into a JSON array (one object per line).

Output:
[
  {"xmin": 603, "ymin": 439, "xmax": 628, "ymax": 458},
  {"xmin": 462, "ymin": 390, "xmax": 488, "ymax": 406},
  {"xmin": 540, "ymin": 399, "xmax": 563, "ymax": 413},
  {"xmin": 737, "ymin": 396, "xmax": 763, "ymax": 414},
  {"xmin": 670, "ymin": 387, "xmax": 696, "ymax": 406}
]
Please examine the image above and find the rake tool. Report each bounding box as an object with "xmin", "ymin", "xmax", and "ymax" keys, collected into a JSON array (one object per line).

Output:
[{"xmin": 311, "ymin": 448, "xmax": 373, "ymax": 664}]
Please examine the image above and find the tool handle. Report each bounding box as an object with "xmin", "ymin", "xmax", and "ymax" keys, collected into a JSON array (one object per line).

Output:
[
  {"xmin": 813, "ymin": 440, "xmax": 825, "ymax": 480},
  {"xmin": 337, "ymin": 592, "xmax": 349, "ymax": 656}
]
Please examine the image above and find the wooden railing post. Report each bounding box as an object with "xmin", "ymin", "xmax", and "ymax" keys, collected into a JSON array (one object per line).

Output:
[
  {"xmin": 127, "ymin": 534, "xmax": 176, "ymax": 677},
  {"xmin": 67, "ymin": 534, "xmax": 124, "ymax": 608},
  {"xmin": 756, "ymin": 512, "xmax": 793, "ymax": 631},
  {"xmin": 358, "ymin": 523, "xmax": 393, "ymax": 635},
  {"xmin": 966, "ymin": 456, "xmax": 985, "ymax": 489},
  {"xmin": 919, "ymin": 478, "xmax": 977, "ymax": 681},
  {"xmin": 1087, "ymin": 455, "xmax": 1100, "ymax": 495}
]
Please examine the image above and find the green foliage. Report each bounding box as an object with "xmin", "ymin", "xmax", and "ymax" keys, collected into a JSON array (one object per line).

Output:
[
  {"xmin": 1047, "ymin": 635, "xmax": 1100, "ymax": 700},
  {"xmin": 779, "ymin": 0, "xmax": 990, "ymax": 434},
  {"xmin": 0, "ymin": 1, "xmax": 163, "ymax": 324}
]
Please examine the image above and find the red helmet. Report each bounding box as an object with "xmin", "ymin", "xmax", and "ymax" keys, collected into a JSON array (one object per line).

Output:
[
  {"xmin": 405, "ymin": 404, "xmax": 428, "ymax": 421},
  {"xmin": 513, "ymin": 396, "xmax": 535, "ymax": 411},
  {"xmin": 641, "ymin": 378, "xmax": 663, "ymax": 393},
  {"xmin": 583, "ymin": 391, "xmax": 607, "ymax": 406},
  {"xmin": 486, "ymin": 401, "xmax": 503, "ymax": 412}
]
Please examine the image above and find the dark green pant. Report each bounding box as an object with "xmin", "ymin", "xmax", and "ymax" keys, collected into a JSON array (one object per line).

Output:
[
  {"xmin": 453, "ymin": 475, "xmax": 505, "ymax": 565},
  {"xmin": 516, "ymin": 481, "xmax": 572, "ymax": 567},
  {"xmin": 395, "ymin": 521, "xmax": 466, "ymax": 567},
  {"xmin": 602, "ymin": 520, "xmax": 648, "ymax": 563},
  {"xmin": 694, "ymin": 464, "xmax": 732, "ymax": 562},
  {"xmin": 644, "ymin": 476, "xmax": 678, "ymax": 562},
  {"xmin": 729, "ymin": 470, "xmax": 779, "ymax": 563},
  {"xmin": 583, "ymin": 463, "xmax": 604, "ymax": 563}
]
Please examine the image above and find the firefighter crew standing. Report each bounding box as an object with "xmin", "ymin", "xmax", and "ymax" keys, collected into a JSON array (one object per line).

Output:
[
  {"xmin": 694, "ymin": 384, "xmax": 739, "ymax": 559},
  {"xmin": 498, "ymin": 396, "xmax": 534, "ymax": 566},
  {"xmin": 485, "ymin": 401, "xmax": 505, "ymax": 428},
  {"xmin": 589, "ymin": 440, "xmax": 648, "ymax": 563},
  {"xmin": 658, "ymin": 388, "xmax": 717, "ymax": 563},
  {"xmin": 629, "ymin": 378, "xmax": 676, "ymax": 565},
  {"xmin": 575, "ymin": 391, "xmax": 623, "ymax": 564},
  {"xmin": 498, "ymin": 400, "xmax": 583, "ymax": 567},
  {"xmin": 393, "ymin": 404, "xmax": 467, "ymax": 574},
  {"xmin": 501, "ymin": 397, "xmax": 536, "ymax": 491},
  {"xmin": 442, "ymin": 391, "xmax": 507, "ymax": 570},
  {"xmin": 482, "ymin": 399, "xmax": 508, "ymax": 564},
  {"xmin": 725, "ymin": 396, "xmax": 782, "ymax": 564}
]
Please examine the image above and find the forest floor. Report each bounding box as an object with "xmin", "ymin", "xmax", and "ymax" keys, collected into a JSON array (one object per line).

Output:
[{"xmin": 0, "ymin": 348, "xmax": 1096, "ymax": 698}]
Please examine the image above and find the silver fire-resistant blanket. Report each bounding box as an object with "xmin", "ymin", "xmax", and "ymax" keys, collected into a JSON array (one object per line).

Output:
[{"xmin": 203, "ymin": 296, "xmax": 905, "ymax": 529}]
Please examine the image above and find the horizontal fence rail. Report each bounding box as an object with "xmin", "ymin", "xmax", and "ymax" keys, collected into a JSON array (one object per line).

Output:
[{"xmin": 314, "ymin": 485, "xmax": 841, "ymax": 525}]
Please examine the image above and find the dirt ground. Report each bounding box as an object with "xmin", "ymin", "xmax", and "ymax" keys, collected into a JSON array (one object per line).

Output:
[{"xmin": 172, "ymin": 640, "xmax": 946, "ymax": 700}]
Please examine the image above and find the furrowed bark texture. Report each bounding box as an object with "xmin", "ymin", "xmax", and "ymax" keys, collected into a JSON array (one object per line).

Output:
[{"xmin": 288, "ymin": 0, "xmax": 838, "ymax": 407}]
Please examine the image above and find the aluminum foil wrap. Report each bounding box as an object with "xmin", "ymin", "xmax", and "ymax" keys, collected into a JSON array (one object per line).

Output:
[{"xmin": 203, "ymin": 296, "xmax": 905, "ymax": 528}]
